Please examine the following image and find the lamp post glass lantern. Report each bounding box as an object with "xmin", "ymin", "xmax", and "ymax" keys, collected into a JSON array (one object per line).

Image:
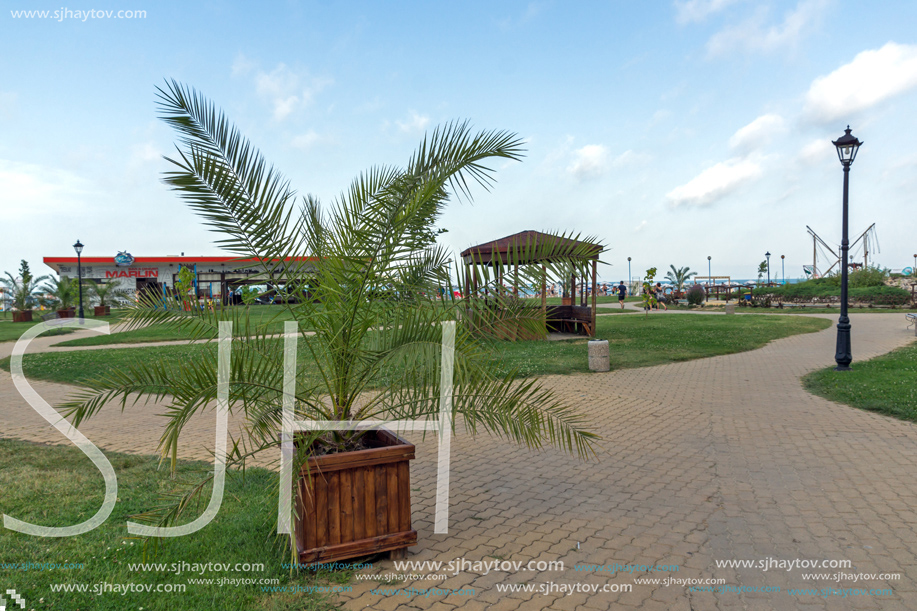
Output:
[
  {"xmin": 832, "ymin": 126, "xmax": 862, "ymax": 371},
  {"xmin": 73, "ymin": 239, "xmax": 85, "ymax": 320}
]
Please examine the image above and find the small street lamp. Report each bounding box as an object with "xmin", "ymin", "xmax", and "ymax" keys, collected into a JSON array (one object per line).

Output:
[
  {"xmin": 73, "ymin": 239, "xmax": 85, "ymax": 320},
  {"xmin": 832, "ymin": 126, "xmax": 863, "ymax": 371},
  {"xmin": 627, "ymin": 257, "xmax": 631, "ymax": 286},
  {"xmin": 707, "ymin": 255, "xmax": 712, "ymax": 285},
  {"xmin": 765, "ymin": 251, "xmax": 771, "ymax": 285},
  {"xmin": 781, "ymin": 255, "xmax": 785, "ymax": 285}
]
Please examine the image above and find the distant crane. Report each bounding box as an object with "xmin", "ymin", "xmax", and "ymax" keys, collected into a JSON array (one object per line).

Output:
[{"xmin": 805, "ymin": 224, "xmax": 878, "ymax": 278}]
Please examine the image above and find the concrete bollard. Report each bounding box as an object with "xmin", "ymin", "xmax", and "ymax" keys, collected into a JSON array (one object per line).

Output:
[
  {"xmin": 588, "ymin": 339, "xmax": 610, "ymax": 372},
  {"xmin": 725, "ymin": 304, "xmax": 735, "ymax": 315}
]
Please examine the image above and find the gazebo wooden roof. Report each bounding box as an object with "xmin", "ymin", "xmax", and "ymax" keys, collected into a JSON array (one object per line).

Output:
[
  {"xmin": 460, "ymin": 230, "xmax": 603, "ymax": 338},
  {"xmin": 460, "ymin": 230, "xmax": 602, "ymax": 266}
]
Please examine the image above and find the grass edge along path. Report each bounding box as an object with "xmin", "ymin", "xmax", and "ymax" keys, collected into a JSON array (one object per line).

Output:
[
  {"xmin": 0, "ymin": 438, "xmax": 351, "ymax": 611},
  {"xmin": 1, "ymin": 314, "xmax": 832, "ymax": 388},
  {"xmin": 803, "ymin": 339, "xmax": 917, "ymax": 422}
]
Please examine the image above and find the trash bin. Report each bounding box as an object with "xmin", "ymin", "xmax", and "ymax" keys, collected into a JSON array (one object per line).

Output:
[
  {"xmin": 725, "ymin": 304, "xmax": 735, "ymax": 315},
  {"xmin": 588, "ymin": 339, "xmax": 610, "ymax": 372}
]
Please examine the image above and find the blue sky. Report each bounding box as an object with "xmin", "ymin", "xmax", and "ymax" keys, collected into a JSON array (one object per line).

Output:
[{"xmin": 2, "ymin": 0, "xmax": 917, "ymax": 282}]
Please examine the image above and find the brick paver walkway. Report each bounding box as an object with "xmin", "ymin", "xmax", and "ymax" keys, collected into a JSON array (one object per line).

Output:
[{"xmin": 1, "ymin": 313, "xmax": 915, "ymax": 609}]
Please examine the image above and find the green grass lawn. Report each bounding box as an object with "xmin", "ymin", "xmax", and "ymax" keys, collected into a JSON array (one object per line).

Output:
[
  {"xmin": 487, "ymin": 313, "xmax": 830, "ymax": 377},
  {"xmin": 0, "ymin": 439, "xmax": 348, "ymax": 610},
  {"xmin": 0, "ymin": 310, "xmax": 128, "ymax": 343},
  {"xmin": 57, "ymin": 302, "xmax": 647, "ymax": 348},
  {"xmin": 1, "ymin": 314, "xmax": 831, "ymax": 387},
  {"xmin": 538, "ymin": 295, "xmax": 641, "ymax": 306},
  {"xmin": 735, "ymin": 306, "xmax": 917, "ymax": 314},
  {"xmin": 803, "ymin": 341, "xmax": 917, "ymax": 421},
  {"xmin": 56, "ymin": 306, "xmax": 307, "ymax": 347}
]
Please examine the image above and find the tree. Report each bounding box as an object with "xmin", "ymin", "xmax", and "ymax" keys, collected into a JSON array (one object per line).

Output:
[
  {"xmin": 664, "ymin": 265, "xmax": 696, "ymax": 292},
  {"xmin": 62, "ymin": 80, "xmax": 599, "ymax": 539},
  {"xmin": 757, "ymin": 260, "xmax": 768, "ymax": 285},
  {"xmin": 89, "ymin": 279, "xmax": 130, "ymax": 307},
  {"xmin": 641, "ymin": 267, "xmax": 658, "ymax": 316},
  {"xmin": 1, "ymin": 260, "xmax": 50, "ymax": 311},
  {"xmin": 238, "ymin": 286, "xmax": 260, "ymax": 305},
  {"xmin": 41, "ymin": 276, "xmax": 83, "ymax": 311}
]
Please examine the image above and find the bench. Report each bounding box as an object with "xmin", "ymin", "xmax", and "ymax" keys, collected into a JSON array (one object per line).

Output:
[{"xmin": 907, "ymin": 313, "xmax": 917, "ymax": 336}]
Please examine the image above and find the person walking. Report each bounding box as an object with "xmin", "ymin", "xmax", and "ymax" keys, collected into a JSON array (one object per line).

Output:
[
  {"xmin": 654, "ymin": 282, "xmax": 668, "ymax": 311},
  {"xmin": 616, "ymin": 281, "xmax": 627, "ymax": 309}
]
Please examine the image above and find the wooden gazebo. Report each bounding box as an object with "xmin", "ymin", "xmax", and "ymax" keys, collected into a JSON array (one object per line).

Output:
[{"xmin": 460, "ymin": 230, "xmax": 603, "ymax": 337}]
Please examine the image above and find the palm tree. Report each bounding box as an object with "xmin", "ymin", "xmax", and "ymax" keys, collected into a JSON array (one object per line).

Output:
[
  {"xmin": 63, "ymin": 81, "xmax": 599, "ymax": 535},
  {"xmin": 1, "ymin": 260, "xmax": 50, "ymax": 311},
  {"xmin": 89, "ymin": 279, "xmax": 129, "ymax": 308},
  {"xmin": 41, "ymin": 276, "xmax": 83, "ymax": 311},
  {"xmin": 664, "ymin": 265, "xmax": 696, "ymax": 292}
]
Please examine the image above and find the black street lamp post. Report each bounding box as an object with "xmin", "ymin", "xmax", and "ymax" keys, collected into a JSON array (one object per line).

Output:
[
  {"xmin": 765, "ymin": 252, "xmax": 771, "ymax": 285},
  {"xmin": 73, "ymin": 239, "xmax": 85, "ymax": 320},
  {"xmin": 781, "ymin": 255, "xmax": 785, "ymax": 285},
  {"xmin": 832, "ymin": 126, "xmax": 862, "ymax": 371}
]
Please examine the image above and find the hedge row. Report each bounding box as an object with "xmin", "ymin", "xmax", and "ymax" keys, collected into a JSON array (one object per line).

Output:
[{"xmin": 752, "ymin": 284, "xmax": 912, "ymax": 305}]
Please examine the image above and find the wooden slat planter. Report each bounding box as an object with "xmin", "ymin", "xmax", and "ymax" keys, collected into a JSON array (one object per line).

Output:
[
  {"xmin": 12, "ymin": 311, "xmax": 33, "ymax": 323},
  {"xmin": 295, "ymin": 429, "xmax": 417, "ymax": 564}
]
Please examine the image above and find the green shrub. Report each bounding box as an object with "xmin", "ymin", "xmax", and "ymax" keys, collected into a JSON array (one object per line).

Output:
[
  {"xmin": 686, "ymin": 284, "xmax": 706, "ymax": 306},
  {"xmin": 752, "ymin": 278, "xmax": 910, "ymax": 305},
  {"xmin": 849, "ymin": 266, "xmax": 889, "ymax": 288}
]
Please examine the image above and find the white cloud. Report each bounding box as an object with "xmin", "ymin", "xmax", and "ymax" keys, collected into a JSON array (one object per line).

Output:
[
  {"xmin": 675, "ymin": 0, "xmax": 739, "ymax": 24},
  {"xmin": 612, "ymin": 150, "xmax": 652, "ymax": 168},
  {"xmin": 649, "ymin": 109, "xmax": 672, "ymax": 128},
  {"xmin": 522, "ymin": 1, "xmax": 547, "ymax": 22},
  {"xmin": 797, "ymin": 138, "xmax": 834, "ymax": 165},
  {"xmin": 130, "ymin": 142, "xmax": 160, "ymax": 164},
  {"xmin": 804, "ymin": 42, "xmax": 917, "ymax": 123},
  {"xmin": 666, "ymin": 158, "xmax": 763, "ymax": 207},
  {"xmin": 729, "ymin": 114, "xmax": 785, "ymax": 153},
  {"xmin": 291, "ymin": 130, "xmax": 321, "ymax": 150},
  {"xmin": 0, "ymin": 159, "xmax": 94, "ymax": 220},
  {"xmin": 0, "ymin": 91, "xmax": 17, "ymax": 120},
  {"xmin": 706, "ymin": 0, "xmax": 826, "ymax": 57},
  {"xmin": 231, "ymin": 53, "xmax": 257, "ymax": 77},
  {"xmin": 396, "ymin": 111, "xmax": 430, "ymax": 134},
  {"xmin": 233, "ymin": 57, "xmax": 331, "ymax": 121},
  {"xmin": 568, "ymin": 144, "xmax": 609, "ymax": 180}
]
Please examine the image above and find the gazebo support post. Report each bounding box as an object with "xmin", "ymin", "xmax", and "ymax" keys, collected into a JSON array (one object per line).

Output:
[
  {"xmin": 591, "ymin": 259, "xmax": 597, "ymax": 337},
  {"xmin": 541, "ymin": 265, "xmax": 546, "ymax": 315},
  {"xmin": 513, "ymin": 264, "xmax": 518, "ymax": 298}
]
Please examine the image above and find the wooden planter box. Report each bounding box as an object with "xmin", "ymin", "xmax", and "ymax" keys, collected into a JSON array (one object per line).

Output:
[
  {"xmin": 57, "ymin": 309, "xmax": 75, "ymax": 318},
  {"xmin": 12, "ymin": 310, "xmax": 33, "ymax": 323},
  {"xmin": 94, "ymin": 306, "xmax": 110, "ymax": 316},
  {"xmin": 295, "ymin": 429, "xmax": 417, "ymax": 564}
]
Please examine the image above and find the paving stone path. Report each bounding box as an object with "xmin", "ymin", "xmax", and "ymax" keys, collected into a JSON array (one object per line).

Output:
[{"xmin": 1, "ymin": 313, "xmax": 915, "ymax": 610}]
